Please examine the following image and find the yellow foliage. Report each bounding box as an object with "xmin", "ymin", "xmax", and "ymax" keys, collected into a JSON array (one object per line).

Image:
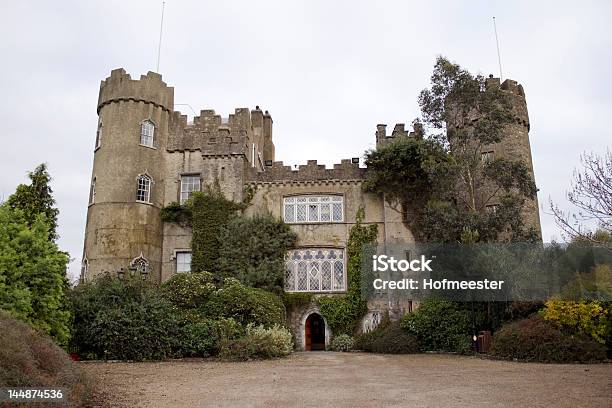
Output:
[{"xmin": 541, "ymin": 300, "xmax": 609, "ymax": 344}]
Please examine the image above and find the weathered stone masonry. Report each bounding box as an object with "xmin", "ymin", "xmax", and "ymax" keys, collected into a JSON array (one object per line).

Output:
[{"xmin": 82, "ymin": 69, "xmax": 541, "ymax": 350}]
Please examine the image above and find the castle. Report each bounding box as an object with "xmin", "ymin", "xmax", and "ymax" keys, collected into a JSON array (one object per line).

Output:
[{"xmin": 81, "ymin": 68, "xmax": 540, "ymax": 350}]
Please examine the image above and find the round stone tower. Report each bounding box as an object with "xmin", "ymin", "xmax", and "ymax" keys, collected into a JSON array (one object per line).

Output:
[
  {"xmin": 445, "ymin": 76, "xmax": 542, "ymax": 238},
  {"xmin": 82, "ymin": 69, "xmax": 174, "ymax": 281}
]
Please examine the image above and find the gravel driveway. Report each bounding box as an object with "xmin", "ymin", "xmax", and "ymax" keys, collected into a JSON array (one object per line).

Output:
[{"xmin": 82, "ymin": 352, "xmax": 611, "ymax": 408}]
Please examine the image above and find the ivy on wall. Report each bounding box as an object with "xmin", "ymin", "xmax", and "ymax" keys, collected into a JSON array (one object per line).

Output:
[
  {"xmin": 190, "ymin": 187, "xmax": 242, "ymax": 274},
  {"xmin": 317, "ymin": 207, "xmax": 378, "ymax": 335}
]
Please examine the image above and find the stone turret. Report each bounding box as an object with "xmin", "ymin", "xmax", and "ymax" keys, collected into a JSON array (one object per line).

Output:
[
  {"xmin": 447, "ymin": 75, "xmax": 541, "ymax": 237},
  {"xmin": 82, "ymin": 69, "xmax": 173, "ymax": 282}
]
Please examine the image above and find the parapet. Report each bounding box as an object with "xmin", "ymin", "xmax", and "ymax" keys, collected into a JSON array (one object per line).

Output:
[
  {"xmin": 375, "ymin": 120, "xmax": 423, "ymax": 148},
  {"xmin": 166, "ymin": 106, "xmax": 274, "ymax": 158},
  {"xmin": 485, "ymin": 75, "xmax": 526, "ymax": 98},
  {"xmin": 247, "ymin": 159, "xmax": 365, "ymax": 183},
  {"xmin": 97, "ymin": 68, "xmax": 174, "ymax": 113},
  {"xmin": 448, "ymin": 75, "xmax": 529, "ymax": 131}
]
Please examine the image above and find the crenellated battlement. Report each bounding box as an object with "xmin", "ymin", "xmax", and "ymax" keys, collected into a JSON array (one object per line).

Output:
[
  {"xmin": 375, "ymin": 120, "xmax": 423, "ymax": 148},
  {"xmin": 247, "ymin": 159, "xmax": 365, "ymax": 183},
  {"xmin": 167, "ymin": 106, "xmax": 274, "ymax": 162},
  {"xmin": 97, "ymin": 69, "xmax": 174, "ymax": 113}
]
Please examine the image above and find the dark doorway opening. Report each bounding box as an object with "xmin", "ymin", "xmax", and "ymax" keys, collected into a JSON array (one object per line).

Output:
[{"xmin": 305, "ymin": 313, "xmax": 325, "ymax": 351}]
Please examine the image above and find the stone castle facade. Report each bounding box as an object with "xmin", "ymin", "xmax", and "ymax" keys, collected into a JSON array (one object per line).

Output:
[{"xmin": 81, "ymin": 68, "xmax": 540, "ymax": 350}]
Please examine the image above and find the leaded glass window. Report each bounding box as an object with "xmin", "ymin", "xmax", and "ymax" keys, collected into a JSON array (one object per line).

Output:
[
  {"xmin": 130, "ymin": 255, "xmax": 149, "ymax": 274},
  {"xmin": 136, "ymin": 174, "xmax": 152, "ymax": 203},
  {"xmin": 285, "ymin": 248, "xmax": 345, "ymax": 292},
  {"xmin": 180, "ymin": 175, "xmax": 200, "ymax": 204},
  {"xmin": 140, "ymin": 120, "xmax": 155, "ymax": 147},
  {"xmin": 283, "ymin": 195, "xmax": 343, "ymax": 223}
]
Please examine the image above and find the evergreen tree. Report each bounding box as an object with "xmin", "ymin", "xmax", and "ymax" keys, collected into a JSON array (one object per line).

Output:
[
  {"xmin": 0, "ymin": 205, "xmax": 70, "ymax": 345},
  {"xmin": 7, "ymin": 163, "xmax": 60, "ymax": 241}
]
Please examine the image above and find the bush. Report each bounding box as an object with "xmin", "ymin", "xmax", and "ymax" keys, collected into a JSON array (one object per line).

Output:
[
  {"xmin": 69, "ymin": 274, "xmax": 181, "ymax": 361},
  {"xmin": 371, "ymin": 322, "xmax": 419, "ymax": 354},
  {"xmin": 162, "ymin": 271, "xmax": 216, "ymax": 310},
  {"xmin": 540, "ymin": 300, "xmax": 609, "ymax": 344},
  {"xmin": 331, "ymin": 334, "xmax": 355, "ymax": 352},
  {"xmin": 203, "ymin": 278, "xmax": 285, "ymax": 327},
  {"xmin": 490, "ymin": 314, "xmax": 606, "ymax": 363},
  {"xmin": 219, "ymin": 324, "xmax": 293, "ymax": 361},
  {"xmin": 0, "ymin": 312, "xmax": 94, "ymax": 406},
  {"xmin": 217, "ymin": 214, "xmax": 297, "ymax": 293},
  {"xmin": 180, "ymin": 318, "xmax": 241, "ymax": 357},
  {"xmin": 401, "ymin": 299, "xmax": 471, "ymax": 353}
]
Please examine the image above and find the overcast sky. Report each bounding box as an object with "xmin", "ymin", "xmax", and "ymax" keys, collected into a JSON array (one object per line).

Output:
[{"xmin": 0, "ymin": 1, "xmax": 610, "ymax": 281}]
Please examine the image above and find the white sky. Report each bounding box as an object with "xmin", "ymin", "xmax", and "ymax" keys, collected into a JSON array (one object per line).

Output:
[{"xmin": 0, "ymin": 1, "xmax": 610, "ymax": 281}]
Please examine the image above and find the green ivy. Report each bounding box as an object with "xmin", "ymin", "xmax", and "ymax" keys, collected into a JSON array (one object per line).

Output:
[
  {"xmin": 282, "ymin": 292, "xmax": 314, "ymax": 312},
  {"xmin": 160, "ymin": 201, "xmax": 192, "ymax": 223},
  {"xmin": 190, "ymin": 187, "xmax": 242, "ymax": 274},
  {"xmin": 317, "ymin": 207, "xmax": 377, "ymax": 335}
]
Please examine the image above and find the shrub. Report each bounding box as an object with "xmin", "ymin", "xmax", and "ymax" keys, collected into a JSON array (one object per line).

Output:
[
  {"xmin": 331, "ymin": 334, "xmax": 355, "ymax": 352},
  {"xmin": 219, "ymin": 324, "xmax": 293, "ymax": 361},
  {"xmin": 371, "ymin": 322, "xmax": 419, "ymax": 354},
  {"xmin": 0, "ymin": 312, "xmax": 94, "ymax": 406},
  {"xmin": 490, "ymin": 314, "xmax": 606, "ymax": 363},
  {"xmin": 162, "ymin": 271, "xmax": 216, "ymax": 310},
  {"xmin": 180, "ymin": 318, "xmax": 241, "ymax": 357},
  {"xmin": 540, "ymin": 300, "xmax": 609, "ymax": 344},
  {"xmin": 401, "ymin": 299, "xmax": 471, "ymax": 353},
  {"xmin": 203, "ymin": 278, "xmax": 285, "ymax": 327},
  {"xmin": 69, "ymin": 274, "xmax": 181, "ymax": 361},
  {"xmin": 217, "ymin": 213, "xmax": 297, "ymax": 293}
]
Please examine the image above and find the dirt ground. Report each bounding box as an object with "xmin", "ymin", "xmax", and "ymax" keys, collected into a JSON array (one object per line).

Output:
[{"xmin": 81, "ymin": 352, "xmax": 611, "ymax": 408}]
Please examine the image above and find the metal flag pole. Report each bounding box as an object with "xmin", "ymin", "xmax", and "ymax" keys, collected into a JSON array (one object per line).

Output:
[
  {"xmin": 156, "ymin": 1, "xmax": 166, "ymax": 72},
  {"xmin": 493, "ymin": 16, "xmax": 503, "ymax": 80}
]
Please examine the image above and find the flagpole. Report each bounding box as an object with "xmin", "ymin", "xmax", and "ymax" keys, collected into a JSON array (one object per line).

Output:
[
  {"xmin": 493, "ymin": 16, "xmax": 503, "ymax": 80},
  {"xmin": 156, "ymin": 1, "xmax": 166, "ymax": 72}
]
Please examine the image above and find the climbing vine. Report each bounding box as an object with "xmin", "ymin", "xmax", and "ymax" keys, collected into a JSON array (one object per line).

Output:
[
  {"xmin": 317, "ymin": 207, "xmax": 378, "ymax": 335},
  {"xmin": 190, "ymin": 186, "xmax": 242, "ymax": 274}
]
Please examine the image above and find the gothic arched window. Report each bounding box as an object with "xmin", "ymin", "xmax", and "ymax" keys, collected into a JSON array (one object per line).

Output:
[
  {"xmin": 140, "ymin": 120, "xmax": 155, "ymax": 147},
  {"xmin": 136, "ymin": 174, "xmax": 152, "ymax": 203},
  {"xmin": 130, "ymin": 254, "xmax": 149, "ymax": 276}
]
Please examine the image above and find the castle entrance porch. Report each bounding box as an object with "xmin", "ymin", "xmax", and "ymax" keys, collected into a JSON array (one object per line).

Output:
[{"xmin": 305, "ymin": 313, "xmax": 325, "ymax": 351}]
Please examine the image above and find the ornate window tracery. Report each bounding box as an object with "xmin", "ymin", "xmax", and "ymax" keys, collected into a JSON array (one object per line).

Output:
[
  {"xmin": 130, "ymin": 254, "xmax": 149, "ymax": 275},
  {"xmin": 285, "ymin": 248, "xmax": 345, "ymax": 292},
  {"xmin": 283, "ymin": 195, "xmax": 343, "ymax": 223}
]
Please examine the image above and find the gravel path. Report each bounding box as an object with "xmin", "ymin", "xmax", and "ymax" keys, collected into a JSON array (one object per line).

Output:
[{"xmin": 82, "ymin": 352, "xmax": 611, "ymax": 408}]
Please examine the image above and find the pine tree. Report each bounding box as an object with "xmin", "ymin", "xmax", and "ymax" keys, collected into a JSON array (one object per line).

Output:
[{"xmin": 7, "ymin": 163, "xmax": 60, "ymax": 241}]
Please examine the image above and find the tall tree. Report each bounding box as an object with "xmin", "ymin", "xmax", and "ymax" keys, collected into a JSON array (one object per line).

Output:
[
  {"xmin": 7, "ymin": 163, "xmax": 59, "ymax": 241},
  {"xmin": 0, "ymin": 205, "xmax": 70, "ymax": 345},
  {"xmin": 364, "ymin": 57, "xmax": 538, "ymax": 242},
  {"xmin": 550, "ymin": 150, "xmax": 612, "ymax": 245}
]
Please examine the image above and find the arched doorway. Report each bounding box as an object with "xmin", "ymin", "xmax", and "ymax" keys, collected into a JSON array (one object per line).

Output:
[{"xmin": 305, "ymin": 313, "xmax": 325, "ymax": 351}]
